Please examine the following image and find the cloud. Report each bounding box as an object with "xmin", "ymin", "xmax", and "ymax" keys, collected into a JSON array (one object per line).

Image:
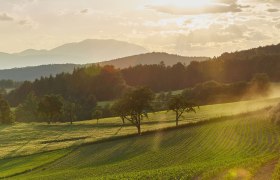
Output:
[
  {"xmin": 246, "ymin": 31, "xmax": 270, "ymax": 41},
  {"xmin": 260, "ymin": 0, "xmax": 280, "ymax": 2},
  {"xmin": 17, "ymin": 17, "xmax": 37, "ymax": 28},
  {"xmin": 175, "ymin": 24, "xmax": 248, "ymax": 44},
  {"xmin": 267, "ymin": 8, "xmax": 279, "ymax": 12},
  {"xmin": 0, "ymin": 13, "xmax": 14, "ymax": 21},
  {"xmin": 18, "ymin": 20, "xmax": 28, "ymax": 25},
  {"xmin": 58, "ymin": 8, "xmax": 92, "ymax": 16},
  {"xmin": 275, "ymin": 23, "xmax": 280, "ymax": 29},
  {"xmin": 146, "ymin": 0, "xmax": 249, "ymax": 15},
  {"xmin": 80, "ymin": 9, "xmax": 89, "ymax": 14}
]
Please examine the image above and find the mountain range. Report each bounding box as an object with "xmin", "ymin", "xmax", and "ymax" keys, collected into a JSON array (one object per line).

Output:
[
  {"xmin": 0, "ymin": 39, "xmax": 148, "ymax": 69},
  {"xmin": 0, "ymin": 52, "xmax": 208, "ymax": 81}
]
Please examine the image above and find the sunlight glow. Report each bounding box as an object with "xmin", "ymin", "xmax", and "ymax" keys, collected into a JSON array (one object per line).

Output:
[{"xmin": 151, "ymin": 0, "xmax": 216, "ymax": 8}]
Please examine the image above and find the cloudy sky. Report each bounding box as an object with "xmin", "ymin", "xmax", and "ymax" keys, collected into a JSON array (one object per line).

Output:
[{"xmin": 0, "ymin": 0, "xmax": 279, "ymax": 57}]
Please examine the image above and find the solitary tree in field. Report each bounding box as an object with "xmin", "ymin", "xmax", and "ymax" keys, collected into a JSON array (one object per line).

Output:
[
  {"xmin": 168, "ymin": 94, "xmax": 197, "ymax": 126},
  {"xmin": 92, "ymin": 108, "xmax": 103, "ymax": 124},
  {"xmin": 38, "ymin": 95, "xmax": 63, "ymax": 124},
  {"xmin": 0, "ymin": 96, "xmax": 13, "ymax": 124},
  {"xmin": 111, "ymin": 99, "xmax": 127, "ymax": 124},
  {"xmin": 112, "ymin": 87, "xmax": 154, "ymax": 135},
  {"xmin": 62, "ymin": 101, "xmax": 77, "ymax": 124}
]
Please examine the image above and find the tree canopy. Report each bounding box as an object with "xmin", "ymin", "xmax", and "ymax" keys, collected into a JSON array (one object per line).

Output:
[
  {"xmin": 168, "ymin": 94, "xmax": 197, "ymax": 126},
  {"xmin": 38, "ymin": 95, "xmax": 63, "ymax": 124},
  {"xmin": 112, "ymin": 87, "xmax": 154, "ymax": 135},
  {"xmin": 0, "ymin": 95, "xmax": 13, "ymax": 124}
]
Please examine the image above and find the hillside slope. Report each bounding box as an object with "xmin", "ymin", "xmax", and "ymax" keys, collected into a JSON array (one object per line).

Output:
[
  {"xmin": 0, "ymin": 53, "xmax": 207, "ymax": 81},
  {"xmin": 0, "ymin": 97, "xmax": 279, "ymax": 179},
  {"xmin": 99, "ymin": 52, "xmax": 208, "ymax": 69},
  {"xmin": 11, "ymin": 109, "xmax": 280, "ymax": 179},
  {"xmin": 0, "ymin": 64, "xmax": 81, "ymax": 81}
]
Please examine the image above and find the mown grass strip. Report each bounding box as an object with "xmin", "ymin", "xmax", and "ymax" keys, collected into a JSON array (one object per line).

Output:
[
  {"xmin": 0, "ymin": 149, "xmax": 71, "ymax": 179},
  {"xmin": 272, "ymin": 159, "xmax": 280, "ymax": 180}
]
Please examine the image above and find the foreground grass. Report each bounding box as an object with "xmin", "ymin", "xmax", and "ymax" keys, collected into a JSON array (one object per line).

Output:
[
  {"xmin": 13, "ymin": 110, "xmax": 280, "ymax": 179},
  {"xmin": 272, "ymin": 160, "xmax": 280, "ymax": 180},
  {"xmin": 0, "ymin": 149, "xmax": 70, "ymax": 178},
  {"xmin": 0, "ymin": 97, "xmax": 279, "ymax": 160}
]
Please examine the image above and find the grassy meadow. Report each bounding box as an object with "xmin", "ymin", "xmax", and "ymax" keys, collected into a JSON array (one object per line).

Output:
[
  {"xmin": 1, "ymin": 106, "xmax": 280, "ymax": 179},
  {"xmin": 0, "ymin": 97, "xmax": 279, "ymax": 179},
  {"xmin": 1, "ymin": 97, "xmax": 279, "ymax": 159}
]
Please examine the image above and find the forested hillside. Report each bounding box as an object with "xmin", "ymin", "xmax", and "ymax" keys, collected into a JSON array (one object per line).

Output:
[
  {"xmin": 0, "ymin": 64, "xmax": 81, "ymax": 81},
  {"xmin": 5, "ymin": 44, "xmax": 280, "ymax": 108},
  {"xmin": 0, "ymin": 53, "xmax": 207, "ymax": 81},
  {"xmin": 99, "ymin": 52, "xmax": 208, "ymax": 69}
]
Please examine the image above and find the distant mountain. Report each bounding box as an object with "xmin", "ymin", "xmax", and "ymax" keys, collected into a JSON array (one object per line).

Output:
[
  {"xmin": 99, "ymin": 52, "xmax": 208, "ymax": 69},
  {"xmin": 0, "ymin": 53, "xmax": 208, "ymax": 81},
  {"xmin": 0, "ymin": 64, "xmax": 82, "ymax": 81},
  {"xmin": 219, "ymin": 43, "xmax": 280, "ymax": 59},
  {"xmin": 0, "ymin": 39, "xmax": 148, "ymax": 69}
]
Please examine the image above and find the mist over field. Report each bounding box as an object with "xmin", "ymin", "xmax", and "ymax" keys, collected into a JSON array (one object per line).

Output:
[{"xmin": 0, "ymin": 0, "xmax": 280, "ymax": 179}]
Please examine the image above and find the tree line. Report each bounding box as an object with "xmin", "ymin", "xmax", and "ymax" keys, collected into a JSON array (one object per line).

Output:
[
  {"xmin": 6, "ymin": 87, "xmax": 198, "ymax": 135},
  {"xmin": 1, "ymin": 72, "xmax": 270, "ymax": 125},
  {"xmin": 6, "ymin": 53, "xmax": 279, "ymax": 110},
  {"xmin": 0, "ymin": 72, "xmax": 271, "ymax": 135},
  {"xmin": 0, "ymin": 80, "xmax": 21, "ymax": 89},
  {"xmin": 5, "ymin": 72, "xmax": 268, "ymax": 124},
  {"xmin": 6, "ymin": 65, "xmax": 126, "ymax": 120},
  {"xmin": 121, "ymin": 54, "xmax": 280, "ymax": 92},
  {"xmin": 2, "ymin": 43, "xmax": 278, "ymax": 124}
]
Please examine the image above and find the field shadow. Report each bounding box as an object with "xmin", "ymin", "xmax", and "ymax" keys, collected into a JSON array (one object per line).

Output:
[
  {"xmin": 0, "ymin": 125, "xmax": 10, "ymax": 132},
  {"xmin": 32, "ymin": 123, "xmax": 131, "ymax": 131},
  {"xmin": 114, "ymin": 126, "xmax": 123, "ymax": 135},
  {"xmin": 3, "ymin": 139, "xmax": 33, "ymax": 159}
]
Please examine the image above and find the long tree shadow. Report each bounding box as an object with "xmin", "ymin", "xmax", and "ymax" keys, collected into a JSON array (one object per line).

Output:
[
  {"xmin": 3, "ymin": 139, "xmax": 33, "ymax": 159},
  {"xmin": 114, "ymin": 126, "xmax": 123, "ymax": 135},
  {"xmin": 0, "ymin": 125, "xmax": 11, "ymax": 132},
  {"xmin": 32, "ymin": 123, "xmax": 132, "ymax": 131}
]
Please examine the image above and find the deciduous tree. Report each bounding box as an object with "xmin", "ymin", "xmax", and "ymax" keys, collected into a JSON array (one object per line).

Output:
[
  {"xmin": 92, "ymin": 108, "xmax": 103, "ymax": 124},
  {"xmin": 112, "ymin": 87, "xmax": 154, "ymax": 135},
  {"xmin": 168, "ymin": 94, "xmax": 197, "ymax": 126},
  {"xmin": 38, "ymin": 95, "xmax": 63, "ymax": 124},
  {"xmin": 0, "ymin": 96, "xmax": 13, "ymax": 124}
]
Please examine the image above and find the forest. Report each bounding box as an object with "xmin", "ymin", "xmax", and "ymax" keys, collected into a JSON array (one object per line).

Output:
[
  {"xmin": 0, "ymin": 44, "xmax": 277, "ymax": 123},
  {"xmin": 6, "ymin": 44, "xmax": 280, "ymax": 107}
]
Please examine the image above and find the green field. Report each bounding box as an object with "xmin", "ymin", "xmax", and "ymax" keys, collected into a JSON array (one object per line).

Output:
[
  {"xmin": 0, "ymin": 97, "xmax": 280, "ymax": 179},
  {"xmin": 3, "ymin": 107, "xmax": 280, "ymax": 179}
]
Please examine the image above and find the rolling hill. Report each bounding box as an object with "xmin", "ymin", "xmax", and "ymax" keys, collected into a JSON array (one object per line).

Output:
[
  {"xmin": 0, "ymin": 53, "xmax": 208, "ymax": 81},
  {"xmin": 98, "ymin": 52, "xmax": 208, "ymax": 69},
  {"xmin": 2, "ymin": 43, "xmax": 279, "ymax": 82},
  {"xmin": 20, "ymin": 112, "xmax": 280, "ymax": 179},
  {"xmin": 0, "ymin": 39, "xmax": 148, "ymax": 69},
  {"xmin": 0, "ymin": 97, "xmax": 280, "ymax": 179},
  {"xmin": 0, "ymin": 64, "xmax": 81, "ymax": 82}
]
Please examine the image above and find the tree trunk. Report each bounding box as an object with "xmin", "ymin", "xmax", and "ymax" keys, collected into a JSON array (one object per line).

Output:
[
  {"xmin": 137, "ymin": 124, "xmax": 141, "ymax": 135},
  {"xmin": 176, "ymin": 111, "xmax": 179, "ymax": 126},
  {"xmin": 121, "ymin": 117, "xmax": 125, "ymax": 124},
  {"xmin": 48, "ymin": 115, "xmax": 51, "ymax": 125}
]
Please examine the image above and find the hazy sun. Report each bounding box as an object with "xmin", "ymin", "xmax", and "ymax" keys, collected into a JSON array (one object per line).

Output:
[{"xmin": 151, "ymin": 0, "xmax": 215, "ymax": 8}]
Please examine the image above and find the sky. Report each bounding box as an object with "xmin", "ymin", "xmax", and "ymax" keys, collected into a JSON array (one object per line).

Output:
[{"xmin": 0, "ymin": 0, "xmax": 279, "ymax": 57}]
